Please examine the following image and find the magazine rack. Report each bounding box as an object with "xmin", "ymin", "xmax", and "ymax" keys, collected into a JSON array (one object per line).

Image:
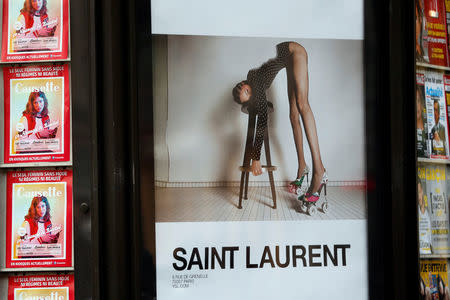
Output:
[{"xmin": 238, "ymin": 101, "xmax": 277, "ymax": 209}]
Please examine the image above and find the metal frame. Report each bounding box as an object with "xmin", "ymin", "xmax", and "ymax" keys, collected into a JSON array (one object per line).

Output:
[
  {"xmin": 365, "ymin": 0, "xmax": 419, "ymax": 299},
  {"xmin": 70, "ymin": 0, "xmax": 99, "ymax": 298}
]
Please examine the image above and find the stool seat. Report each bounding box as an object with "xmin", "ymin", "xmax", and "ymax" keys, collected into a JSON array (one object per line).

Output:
[{"xmin": 239, "ymin": 165, "xmax": 277, "ymax": 172}]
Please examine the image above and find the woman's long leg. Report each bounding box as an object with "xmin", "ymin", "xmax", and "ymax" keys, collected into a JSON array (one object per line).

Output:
[
  {"xmin": 287, "ymin": 43, "xmax": 325, "ymax": 193},
  {"xmin": 286, "ymin": 62, "xmax": 307, "ymax": 179}
]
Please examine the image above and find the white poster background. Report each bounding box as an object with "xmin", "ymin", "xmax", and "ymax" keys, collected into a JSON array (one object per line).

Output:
[
  {"xmin": 157, "ymin": 220, "xmax": 368, "ymax": 300},
  {"xmin": 151, "ymin": 0, "xmax": 363, "ymax": 40}
]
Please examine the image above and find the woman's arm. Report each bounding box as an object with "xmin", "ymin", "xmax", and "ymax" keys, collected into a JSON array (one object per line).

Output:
[
  {"xmin": 15, "ymin": 14, "xmax": 28, "ymax": 37},
  {"xmin": 251, "ymin": 92, "xmax": 267, "ymax": 176},
  {"xmin": 18, "ymin": 220, "xmax": 40, "ymax": 245}
]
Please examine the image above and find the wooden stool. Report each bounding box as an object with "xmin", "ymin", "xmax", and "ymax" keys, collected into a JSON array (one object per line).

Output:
[{"xmin": 238, "ymin": 102, "xmax": 277, "ymax": 209}]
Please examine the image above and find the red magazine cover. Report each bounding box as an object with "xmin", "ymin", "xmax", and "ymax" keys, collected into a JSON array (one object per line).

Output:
[
  {"xmin": 8, "ymin": 274, "xmax": 74, "ymax": 299},
  {"xmin": 424, "ymin": 0, "xmax": 449, "ymax": 66},
  {"xmin": 1, "ymin": 0, "xmax": 69, "ymax": 62},
  {"xmin": 3, "ymin": 64, "xmax": 71, "ymax": 164},
  {"xmin": 5, "ymin": 170, "xmax": 73, "ymax": 269}
]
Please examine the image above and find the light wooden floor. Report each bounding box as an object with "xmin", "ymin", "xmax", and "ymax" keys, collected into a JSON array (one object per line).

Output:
[{"xmin": 156, "ymin": 186, "xmax": 366, "ymax": 222}]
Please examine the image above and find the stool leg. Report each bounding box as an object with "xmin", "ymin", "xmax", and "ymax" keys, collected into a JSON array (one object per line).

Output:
[
  {"xmin": 238, "ymin": 112, "xmax": 256, "ymax": 208},
  {"xmin": 238, "ymin": 171, "xmax": 245, "ymax": 209},
  {"xmin": 264, "ymin": 128, "xmax": 277, "ymax": 209},
  {"xmin": 268, "ymin": 171, "xmax": 277, "ymax": 209},
  {"xmin": 244, "ymin": 171, "xmax": 249, "ymax": 199}
]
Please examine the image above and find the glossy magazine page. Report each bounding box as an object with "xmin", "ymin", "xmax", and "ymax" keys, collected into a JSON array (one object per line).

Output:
[{"xmin": 425, "ymin": 70, "xmax": 450, "ymax": 159}]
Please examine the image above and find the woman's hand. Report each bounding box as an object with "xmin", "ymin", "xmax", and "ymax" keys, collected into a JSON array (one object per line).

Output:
[
  {"xmin": 39, "ymin": 233, "xmax": 59, "ymax": 243},
  {"xmin": 251, "ymin": 160, "xmax": 263, "ymax": 176}
]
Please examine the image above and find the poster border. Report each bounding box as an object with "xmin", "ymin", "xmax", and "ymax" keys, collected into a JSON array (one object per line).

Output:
[{"xmin": 3, "ymin": 64, "xmax": 71, "ymax": 164}]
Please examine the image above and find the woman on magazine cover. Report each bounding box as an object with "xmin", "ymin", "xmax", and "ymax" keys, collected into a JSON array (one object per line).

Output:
[
  {"xmin": 15, "ymin": 90, "xmax": 58, "ymax": 145},
  {"xmin": 18, "ymin": 196, "xmax": 60, "ymax": 246},
  {"xmin": 232, "ymin": 41, "xmax": 326, "ymax": 203},
  {"xmin": 15, "ymin": 0, "xmax": 57, "ymax": 39}
]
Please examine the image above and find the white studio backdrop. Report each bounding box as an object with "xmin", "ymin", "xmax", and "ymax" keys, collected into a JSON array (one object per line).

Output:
[{"xmin": 154, "ymin": 35, "xmax": 364, "ymax": 183}]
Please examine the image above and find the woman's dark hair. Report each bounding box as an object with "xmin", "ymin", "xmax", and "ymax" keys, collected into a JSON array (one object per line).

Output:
[
  {"xmin": 25, "ymin": 196, "xmax": 51, "ymax": 222},
  {"xmin": 21, "ymin": 0, "xmax": 48, "ymax": 16},
  {"xmin": 232, "ymin": 80, "xmax": 249, "ymax": 105},
  {"xmin": 22, "ymin": 91, "xmax": 49, "ymax": 117}
]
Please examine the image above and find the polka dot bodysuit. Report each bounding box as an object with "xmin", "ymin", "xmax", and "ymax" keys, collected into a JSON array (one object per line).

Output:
[{"xmin": 246, "ymin": 42, "xmax": 291, "ymax": 161}]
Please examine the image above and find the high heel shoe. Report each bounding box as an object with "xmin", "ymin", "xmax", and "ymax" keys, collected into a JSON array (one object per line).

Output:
[
  {"xmin": 303, "ymin": 170, "xmax": 328, "ymax": 203},
  {"xmin": 288, "ymin": 165, "xmax": 310, "ymax": 195}
]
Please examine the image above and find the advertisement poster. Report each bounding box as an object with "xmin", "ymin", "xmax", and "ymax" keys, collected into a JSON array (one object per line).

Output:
[
  {"xmin": 8, "ymin": 274, "xmax": 74, "ymax": 300},
  {"xmin": 1, "ymin": 0, "xmax": 69, "ymax": 62},
  {"xmin": 5, "ymin": 170, "xmax": 73, "ymax": 268},
  {"xmin": 424, "ymin": 0, "xmax": 449, "ymax": 66},
  {"xmin": 420, "ymin": 259, "xmax": 449, "ymax": 299},
  {"xmin": 418, "ymin": 165, "xmax": 432, "ymax": 254},
  {"xmin": 3, "ymin": 64, "xmax": 71, "ymax": 164},
  {"xmin": 418, "ymin": 72, "xmax": 430, "ymax": 158},
  {"xmin": 425, "ymin": 71, "xmax": 450, "ymax": 159},
  {"xmin": 151, "ymin": 1, "xmax": 367, "ymax": 299}
]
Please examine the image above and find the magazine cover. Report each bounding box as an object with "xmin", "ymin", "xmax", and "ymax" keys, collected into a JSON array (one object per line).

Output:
[
  {"xmin": 418, "ymin": 72, "xmax": 430, "ymax": 158},
  {"xmin": 5, "ymin": 170, "xmax": 73, "ymax": 268},
  {"xmin": 425, "ymin": 71, "xmax": 450, "ymax": 159},
  {"xmin": 3, "ymin": 64, "xmax": 71, "ymax": 164},
  {"xmin": 425, "ymin": 164, "xmax": 450, "ymax": 254},
  {"xmin": 417, "ymin": 0, "xmax": 430, "ymax": 63},
  {"xmin": 420, "ymin": 259, "xmax": 450, "ymax": 299},
  {"xmin": 8, "ymin": 274, "xmax": 74, "ymax": 299},
  {"xmin": 423, "ymin": 0, "xmax": 449, "ymax": 66},
  {"xmin": 418, "ymin": 165, "xmax": 432, "ymax": 254},
  {"xmin": 1, "ymin": 0, "xmax": 69, "ymax": 62}
]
